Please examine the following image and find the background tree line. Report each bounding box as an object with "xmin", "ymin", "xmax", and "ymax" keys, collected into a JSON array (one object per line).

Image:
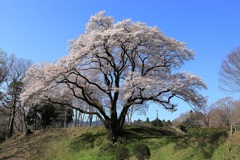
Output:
[
  {"xmin": 173, "ymin": 46, "xmax": 240, "ymax": 133},
  {"xmin": 172, "ymin": 97, "xmax": 240, "ymax": 132},
  {"xmin": 0, "ymin": 49, "xmax": 32, "ymax": 141},
  {"xmin": 0, "ymin": 49, "xmax": 74, "ymax": 141},
  {"xmin": 0, "ymin": 49, "xmax": 102, "ymax": 142}
]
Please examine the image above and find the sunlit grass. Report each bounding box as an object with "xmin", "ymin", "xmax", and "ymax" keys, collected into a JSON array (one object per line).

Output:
[{"xmin": 1, "ymin": 126, "xmax": 240, "ymax": 160}]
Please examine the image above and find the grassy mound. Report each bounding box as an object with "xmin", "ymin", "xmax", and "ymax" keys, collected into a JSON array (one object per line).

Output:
[{"xmin": 0, "ymin": 126, "xmax": 238, "ymax": 160}]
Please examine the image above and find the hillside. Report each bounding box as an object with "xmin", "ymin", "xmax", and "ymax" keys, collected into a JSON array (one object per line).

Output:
[{"xmin": 0, "ymin": 126, "xmax": 239, "ymax": 160}]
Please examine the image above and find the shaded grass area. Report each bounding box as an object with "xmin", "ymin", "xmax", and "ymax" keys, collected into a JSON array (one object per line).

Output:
[
  {"xmin": 169, "ymin": 130, "xmax": 228, "ymax": 159},
  {"xmin": 0, "ymin": 128, "xmax": 70, "ymax": 160},
  {"xmin": 0, "ymin": 126, "xmax": 236, "ymax": 160},
  {"xmin": 123, "ymin": 126, "xmax": 229, "ymax": 160}
]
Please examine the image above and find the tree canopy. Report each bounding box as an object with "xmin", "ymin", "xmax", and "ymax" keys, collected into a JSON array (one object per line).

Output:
[{"xmin": 21, "ymin": 11, "xmax": 206, "ymax": 142}]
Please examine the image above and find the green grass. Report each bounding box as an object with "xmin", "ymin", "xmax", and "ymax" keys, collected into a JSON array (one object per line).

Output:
[{"xmin": 0, "ymin": 126, "xmax": 239, "ymax": 160}]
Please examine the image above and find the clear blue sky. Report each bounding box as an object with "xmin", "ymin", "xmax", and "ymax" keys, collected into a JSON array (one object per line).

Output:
[{"xmin": 1, "ymin": 0, "xmax": 240, "ymax": 121}]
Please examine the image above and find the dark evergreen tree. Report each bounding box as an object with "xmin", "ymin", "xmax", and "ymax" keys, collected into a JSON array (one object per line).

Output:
[
  {"xmin": 145, "ymin": 117, "xmax": 150, "ymax": 123},
  {"xmin": 151, "ymin": 118, "xmax": 162, "ymax": 127},
  {"xmin": 167, "ymin": 120, "xmax": 172, "ymax": 126},
  {"xmin": 26, "ymin": 106, "xmax": 41, "ymax": 130},
  {"xmin": 39, "ymin": 104, "xmax": 57, "ymax": 129},
  {"xmin": 26, "ymin": 103, "xmax": 73, "ymax": 129}
]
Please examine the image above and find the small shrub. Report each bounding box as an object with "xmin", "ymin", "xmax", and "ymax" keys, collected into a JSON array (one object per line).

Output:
[
  {"xmin": 133, "ymin": 143, "xmax": 151, "ymax": 160},
  {"xmin": 115, "ymin": 145, "xmax": 130, "ymax": 160}
]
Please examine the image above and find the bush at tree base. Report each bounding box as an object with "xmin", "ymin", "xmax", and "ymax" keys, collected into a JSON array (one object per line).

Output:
[
  {"xmin": 115, "ymin": 145, "xmax": 130, "ymax": 160},
  {"xmin": 133, "ymin": 143, "xmax": 151, "ymax": 160}
]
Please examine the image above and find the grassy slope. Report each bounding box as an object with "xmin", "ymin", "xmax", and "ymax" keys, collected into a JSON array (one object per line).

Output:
[{"xmin": 0, "ymin": 126, "xmax": 239, "ymax": 160}]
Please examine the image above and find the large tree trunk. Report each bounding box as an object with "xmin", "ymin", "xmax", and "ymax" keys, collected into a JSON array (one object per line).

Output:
[
  {"xmin": 104, "ymin": 111, "xmax": 127, "ymax": 143},
  {"xmin": 104, "ymin": 120, "xmax": 122, "ymax": 143}
]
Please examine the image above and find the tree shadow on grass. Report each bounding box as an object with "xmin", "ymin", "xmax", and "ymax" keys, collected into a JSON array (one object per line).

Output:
[
  {"xmin": 69, "ymin": 132, "xmax": 105, "ymax": 152},
  {"xmin": 123, "ymin": 126, "xmax": 176, "ymax": 140},
  {"xmin": 172, "ymin": 130, "xmax": 228, "ymax": 159},
  {"xmin": 122, "ymin": 126, "xmax": 228, "ymax": 159}
]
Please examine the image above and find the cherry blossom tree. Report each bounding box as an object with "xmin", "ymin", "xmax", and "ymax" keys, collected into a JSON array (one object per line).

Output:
[{"xmin": 21, "ymin": 11, "xmax": 206, "ymax": 142}]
